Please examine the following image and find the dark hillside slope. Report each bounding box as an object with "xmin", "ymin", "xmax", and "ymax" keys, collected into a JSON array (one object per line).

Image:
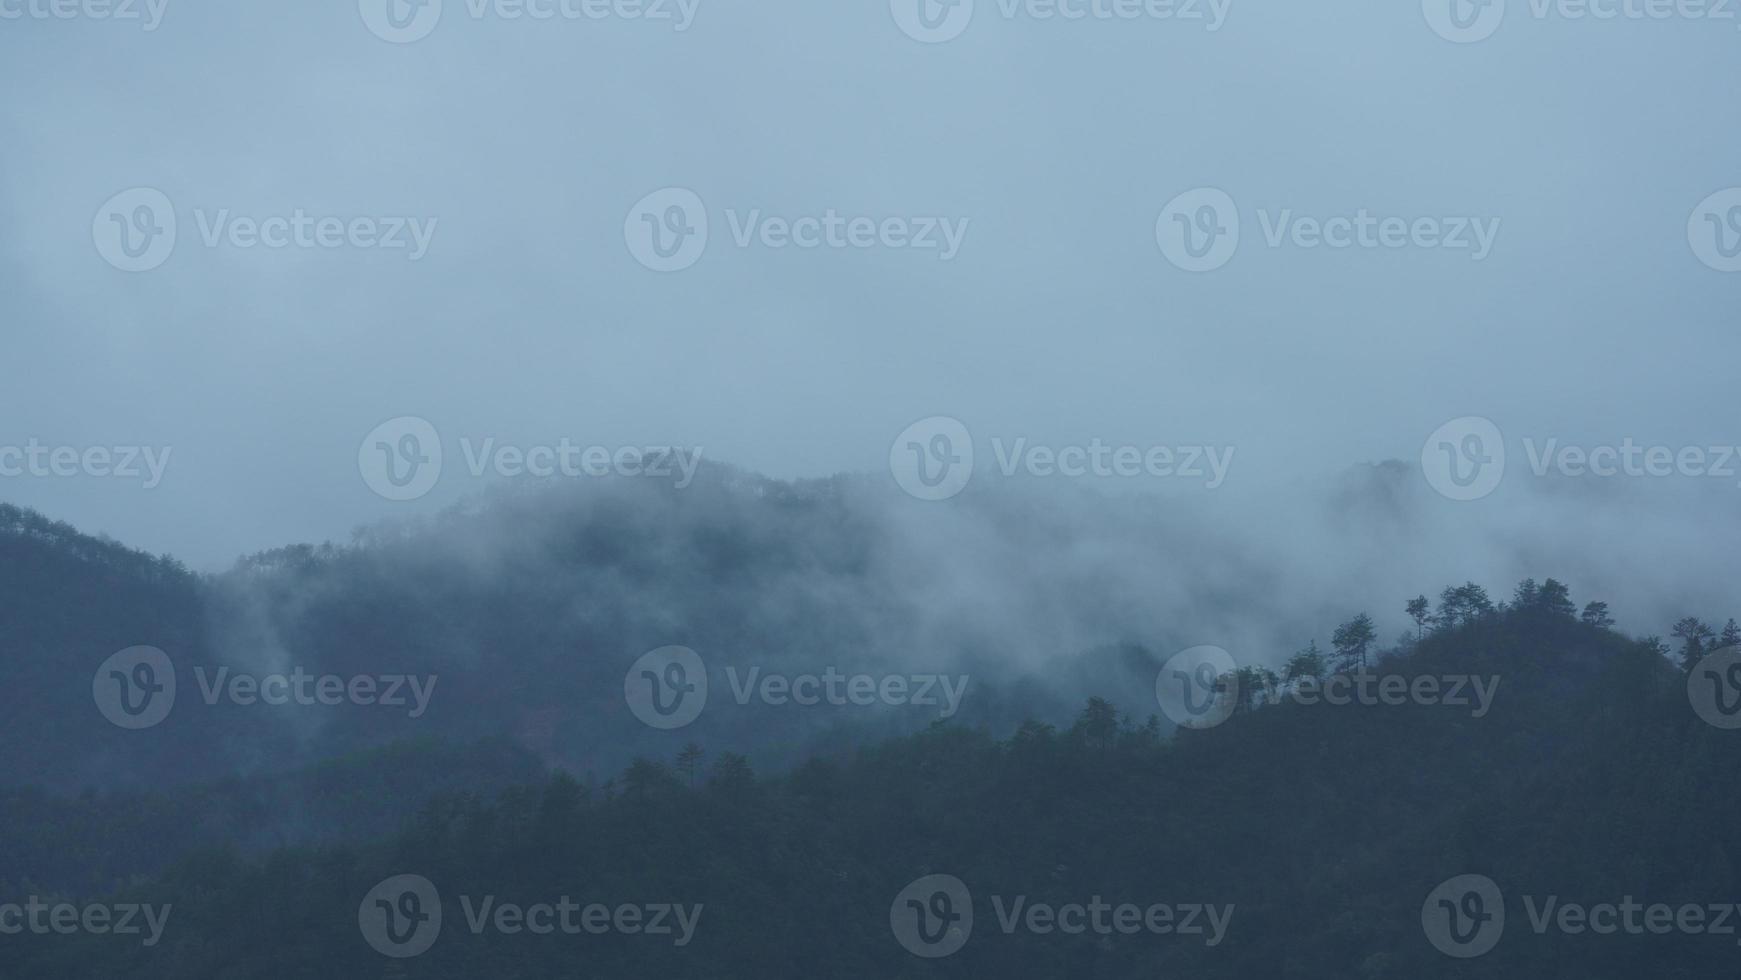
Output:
[{"xmin": 14, "ymin": 606, "xmax": 1739, "ymax": 979}]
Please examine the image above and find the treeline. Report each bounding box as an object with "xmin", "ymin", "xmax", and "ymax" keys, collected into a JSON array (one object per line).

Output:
[
  {"xmin": 1240, "ymin": 577, "xmax": 1735, "ymax": 706},
  {"xmin": 0, "ymin": 503, "xmax": 191, "ymax": 585},
  {"xmin": 12, "ymin": 591, "xmax": 1741, "ymax": 979}
]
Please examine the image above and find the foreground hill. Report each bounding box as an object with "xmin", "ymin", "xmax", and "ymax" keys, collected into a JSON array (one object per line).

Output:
[{"xmin": 12, "ymin": 603, "xmax": 1739, "ymax": 978}]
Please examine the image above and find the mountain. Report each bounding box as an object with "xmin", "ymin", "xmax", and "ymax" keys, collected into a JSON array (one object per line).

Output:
[
  {"xmin": 12, "ymin": 458, "xmax": 1730, "ymax": 801},
  {"xmin": 0, "ymin": 468, "xmax": 1291, "ymax": 797},
  {"xmin": 10, "ymin": 601, "xmax": 1739, "ymax": 978}
]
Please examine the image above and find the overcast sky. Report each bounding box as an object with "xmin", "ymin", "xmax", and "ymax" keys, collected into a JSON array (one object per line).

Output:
[{"xmin": 2, "ymin": 0, "xmax": 1737, "ymax": 569}]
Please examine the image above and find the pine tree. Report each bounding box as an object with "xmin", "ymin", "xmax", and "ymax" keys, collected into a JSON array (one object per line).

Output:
[
  {"xmin": 1581, "ymin": 601, "xmax": 1615, "ymax": 629},
  {"xmin": 675, "ymin": 742, "xmax": 706, "ymax": 787},
  {"xmin": 1539, "ymin": 579, "xmax": 1576, "ymax": 618},
  {"xmin": 1437, "ymin": 583, "xmax": 1494, "ymax": 629},
  {"xmin": 1406, "ymin": 596, "xmax": 1431, "ymax": 640},
  {"xmin": 1672, "ymin": 617, "xmax": 1716, "ymax": 671},
  {"xmin": 1332, "ymin": 614, "xmax": 1378, "ymax": 673},
  {"xmin": 1720, "ymin": 619, "xmax": 1741, "ymax": 650},
  {"xmin": 1513, "ymin": 578, "xmax": 1540, "ymax": 608},
  {"xmin": 1284, "ymin": 641, "xmax": 1326, "ymax": 691}
]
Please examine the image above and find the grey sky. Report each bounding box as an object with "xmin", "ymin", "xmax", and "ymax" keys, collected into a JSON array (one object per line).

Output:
[{"xmin": 1, "ymin": 0, "xmax": 1737, "ymax": 571}]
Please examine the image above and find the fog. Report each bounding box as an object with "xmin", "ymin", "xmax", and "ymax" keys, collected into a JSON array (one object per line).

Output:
[
  {"xmin": 176, "ymin": 456, "xmax": 1740, "ymax": 784},
  {"xmin": 3, "ymin": 0, "xmax": 1736, "ymax": 616}
]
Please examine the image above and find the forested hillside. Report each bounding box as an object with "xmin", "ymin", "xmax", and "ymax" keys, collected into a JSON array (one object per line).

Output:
[{"xmin": 12, "ymin": 596, "xmax": 1741, "ymax": 978}]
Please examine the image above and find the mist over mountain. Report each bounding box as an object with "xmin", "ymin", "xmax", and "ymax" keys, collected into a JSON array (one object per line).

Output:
[{"xmin": 7, "ymin": 451, "xmax": 1736, "ymax": 802}]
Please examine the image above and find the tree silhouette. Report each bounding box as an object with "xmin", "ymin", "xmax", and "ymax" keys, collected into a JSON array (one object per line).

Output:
[
  {"xmin": 675, "ymin": 742, "xmax": 706, "ymax": 787},
  {"xmin": 1539, "ymin": 578, "xmax": 1576, "ymax": 618},
  {"xmin": 1721, "ymin": 619, "xmax": 1741, "ymax": 650},
  {"xmin": 1437, "ymin": 583, "xmax": 1494, "ymax": 629},
  {"xmin": 1283, "ymin": 641, "xmax": 1326, "ymax": 692},
  {"xmin": 1513, "ymin": 578, "xmax": 1540, "ymax": 608},
  {"xmin": 1073, "ymin": 697, "xmax": 1120, "ymax": 747},
  {"xmin": 1672, "ymin": 617, "xmax": 1716, "ymax": 671},
  {"xmin": 1405, "ymin": 596, "xmax": 1431, "ymax": 640},
  {"xmin": 1581, "ymin": 601, "xmax": 1615, "ymax": 629},
  {"xmin": 1332, "ymin": 614, "xmax": 1378, "ymax": 673}
]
